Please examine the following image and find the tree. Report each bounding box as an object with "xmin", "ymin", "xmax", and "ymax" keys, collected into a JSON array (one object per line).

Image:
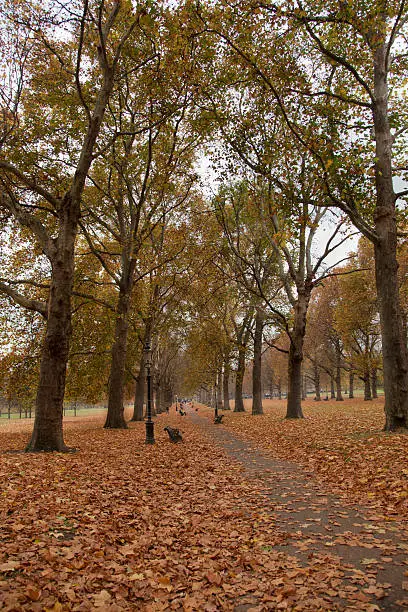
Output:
[
  {"xmin": 252, "ymin": 307, "xmax": 264, "ymax": 415},
  {"xmin": 335, "ymin": 241, "xmax": 381, "ymax": 400},
  {"xmin": 202, "ymin": 0, "xmax": 408, "ymax": 428},
  {"xmin": 214, "ymin": 171, "xmax": 354, "ymax": 418},
  {"xmin": 0, "ymin": 1, "xmax": 143, "ymax": 450}
]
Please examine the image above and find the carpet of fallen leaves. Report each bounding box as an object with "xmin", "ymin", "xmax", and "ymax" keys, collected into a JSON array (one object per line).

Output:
[
  {"xmin": 0, "ymin": 405, "xmax": 395, "ymax": 611},
  {"xmin": 214, "ymin": 398, "xmax": 408, "ymax": 522}
]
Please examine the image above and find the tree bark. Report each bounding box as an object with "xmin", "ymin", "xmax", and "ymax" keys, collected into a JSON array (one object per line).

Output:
[
  {"xmin": 286, "ymin": 344, "xmax": 304, "ymax": 418},
  {"xmin": 313, "ymin": 362, "xmax": 321, "ymax": 401},
  {"xmin": 371, "ymin": 367, "xmax": 378, "ymax": 399},
  {"xmin": 216, "ymin": 370, "xmax": 223, "ymax": 410},
  {"xmin": 155, "ymin": 381, "xmax": 164, "ymax": 414},
  {"xmin": 349, "ymin": 370, "xmax": 354, "ymax": 399},
  {"xmin": 234, "ymin": 345, "xmax": 246, "ymax": 412},
  {"xmin": 223, "ymin": 362, "xmax": 231, "ymax": 410},
  {"xmin": 26, "ymin": 236, "xmax": 76, "ymax": 452},
  {"xmin": 363, "ymin": 371, "xmax": 372, "ymax": 401},
  {"xmin": 330, "ymin": 376, "xmax": 335, "ymax": 399},
  {"xmin": 252, "ymin": 309, "xmax": 264, "ymax": 415},
  {"xmin": 25, "ymin": 35, "xmax": 118, "ymax": 449},
  {"xmin": 286, "ymin": 290, "xmax": 309, "ymax": 418},
  {"xmin": 336, "ymin": 363, "xmax": 343, "ymax": 401},
  {"xmin": 373, "ymin": 42, "xmax": 408, "ymax": 429},
  {"xmin": 164, "ymin": 383, "xmax": 173, "ymax": 410},
  {"xmin": 301, "ymin": 373, "xmax": 306, "ymax": 400},
  {"xmin": 130, "ymin": 350, "xmax": 145, "ymax": 421},
  {"xmin": 104, "ymin": 289, "xmax": 130, "ymax": 429}
]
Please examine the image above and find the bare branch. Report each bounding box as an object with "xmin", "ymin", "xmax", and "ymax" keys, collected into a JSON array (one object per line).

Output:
[{"xmin": 0, "ymin": 281, "xmax": 47, "ymax": 318}]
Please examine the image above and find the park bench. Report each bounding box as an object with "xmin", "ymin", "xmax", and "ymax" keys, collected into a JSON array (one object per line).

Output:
[
  {"xmin": 164, "ymin": 426, "xmax": 183, "ymax": 442},
  {"xmin": 214, "ymin": 414, "xmax": 224, "ymax": 424}
]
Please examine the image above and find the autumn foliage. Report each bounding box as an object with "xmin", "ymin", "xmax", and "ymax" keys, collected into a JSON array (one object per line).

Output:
[{"xmin": 1, "ymin": 402, "xmax": 408, "ymax": 610}]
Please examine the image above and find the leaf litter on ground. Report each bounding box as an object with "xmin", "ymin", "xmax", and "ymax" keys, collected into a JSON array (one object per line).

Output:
[{"xmin": 0, "ymin": 402, "xmax": 405, "ymax": 610}]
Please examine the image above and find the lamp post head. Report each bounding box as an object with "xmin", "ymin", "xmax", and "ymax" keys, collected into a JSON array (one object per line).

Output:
[{"xmin": 144, "ymin": 340, "xmax": 152, "ymax": 369}]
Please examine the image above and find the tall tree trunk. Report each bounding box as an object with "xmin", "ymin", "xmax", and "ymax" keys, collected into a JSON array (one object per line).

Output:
[
  {"xmin": 330, "ymin": 376, "xmax": 335, "ymax": 399},
  {"xmin": 336, "ymin": 363, "xmax": 343, "ymax": 401},
  {"xmin": 130, "ymin": 350, "xmax": 145, "ymax": 422},
  {"xmin": 363, "ymin": 371, "xmax": 372, "ymax": 401},
  {"xmin": 234, "ymin": 346, "xmax": 246, "ymax": 412},
  {"xmin": 286, "ymin": 345, "xmax": 304, "ymax": 418},
  {"xmin": 349, "ymin": 370, "xmax": 354, "ymax": 399},
  {"xmin": 156, "ymin": 381, "xmax": 164, "ymax": 414},
  {"xmin": 26, "ymin": 236, "xmax": 76, "ymax": 452},
  {"xmin": 314, "ymin": 362, "xmax": 321, "ymax": 401},
  {"xmin": 25, "ymin": 55, "xmax": 117, "ymax": 450},
  {"xmin": 277, "ymin": 377, "xmax": 282, "ymax": 399},
  {"xmin": 252, "ymin": 309, "xmax": 264, "ymax": 415},
  {"xmin": 104, "ymin": 290, "xmax": 129, "ymax": 429},
  {"xmin": 223, "ymin": 362, "xmax": 231, "ymax": 410},
  {"xmin": 286, "ymin": 290, "xmax": 309, "ymax": 419},
  {"xmin": 301, "ymin": 373, "xmax": 306, "ymax": 400},
  {"xmin": 216, "ymin": 370, "xmax": 223, "ymax": 410},
  {"xmin": 373, "ymin": 43, "xmax": 408, "ymax": 429},
  {"xmin": 164, "ymin": 383, "xmax": 173, "ymax": 411},
  {"xmin": 371, "ymin": 367, "xmax": 378, "ymax": 399}
]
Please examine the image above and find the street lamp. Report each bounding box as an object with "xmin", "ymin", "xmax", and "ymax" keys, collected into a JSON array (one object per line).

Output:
[{"xmin": 144, "ymin": 341, "xmax": 155, "ymax": 444}]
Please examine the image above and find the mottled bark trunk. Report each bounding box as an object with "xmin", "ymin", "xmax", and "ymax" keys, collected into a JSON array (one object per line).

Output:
[
  {"xmin": 216, "ymin": 370, "xmax": 223, "ymax": 410},
  {"xmin": 26, "ymin": 229, "xmax": 76, "ymax": 452},
  {"xmin": 364, "ymin": 371, "xmax": 372, "ymax": 401},
  {"xmin": 373, "ymin": 43, "xmax": 408, "ymax": 429},
  {"xmin": 252, "ymin": 309, "xmax": 264, "ymax": 415},
  {"xmin": 286, "ymin": 290, "xmax": 309, "ymax": 419},
  {"xmin": 130, "ymin": 350, "xmax": 145, "ymax": 421},
  {"xmin": 371, "ymin": 367, "xmax": 378, "ymax": 399},
  {"xmin": 26, "ymin": 60, "xmax": 116, "ymax": 450},
  {"xmin": 156, "ymin": 382, "xmax": 164, "ymax": 414},
  {"xmin": 301, "ymin": 374, "xmax": 306, "ymax": 401},
  {"xmin": 336, "ymin": 364, "xmax": 343, "ymax": 401},
  {"xmin": 104, "ymin": 290, "xmax": 129, "ymax": 429},
  {"xmin": 349, "ymin": 370, "xmax": 354, "ymax": 399},
  {"xmin": 223, "ymin": 362, "xmax": 231, "ymax": 410},
  {"xmin": 234, "ymin": 346, "xmax": 246, "ymax": 412},
  {"xmin": 314, "ymin": 363, "xmax": 321, "ymax": 401},
  {"xmin": 165, "ymin": 384, "xmax": 173, "ymax": 410},
  {"xmin": 286, "ymin": 345, "xmax": 304, "ymax": 418},
  {"xmin": 330, "ymin": 377, "xmax": 335, "ymax": 399}
]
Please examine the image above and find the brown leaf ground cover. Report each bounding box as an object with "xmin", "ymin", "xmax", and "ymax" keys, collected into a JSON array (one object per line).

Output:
[
  {"xmin": 0, "ymin": 402, "xmax": 406, "ymax": 611},
  {"xmin": 208, "ymin": 398, "xmax": 408, "ymax": 522}
]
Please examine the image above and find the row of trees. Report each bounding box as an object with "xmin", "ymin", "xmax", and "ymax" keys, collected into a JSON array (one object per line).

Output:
[
  {"xmin": 1, "ymin": 1, "xmax": 408, "ymax": 450},
  {"xmin": 180, "ymin": 235, "xmax": 393, "ymax": 415}
]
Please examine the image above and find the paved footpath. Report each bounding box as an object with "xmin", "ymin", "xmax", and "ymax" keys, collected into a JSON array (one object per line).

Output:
[{"xmin": 191, "ymin": 411, "xmax": 408, "ymax": 611}]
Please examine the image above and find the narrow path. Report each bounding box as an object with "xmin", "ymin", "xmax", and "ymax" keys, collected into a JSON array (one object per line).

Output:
[{"xmin": 191, "ymin": 411, "xmax": 408, "ymax": 611}]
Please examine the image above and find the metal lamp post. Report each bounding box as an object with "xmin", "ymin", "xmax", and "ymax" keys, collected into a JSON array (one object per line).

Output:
[{"xmin": 144, "ymin": 341, "xmax": 155, "ymax": 444}]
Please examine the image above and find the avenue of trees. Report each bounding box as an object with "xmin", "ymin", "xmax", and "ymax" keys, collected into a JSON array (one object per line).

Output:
[{"xmin": 1, "ymin": 0, "xmax": 408, "ymax": 450}]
